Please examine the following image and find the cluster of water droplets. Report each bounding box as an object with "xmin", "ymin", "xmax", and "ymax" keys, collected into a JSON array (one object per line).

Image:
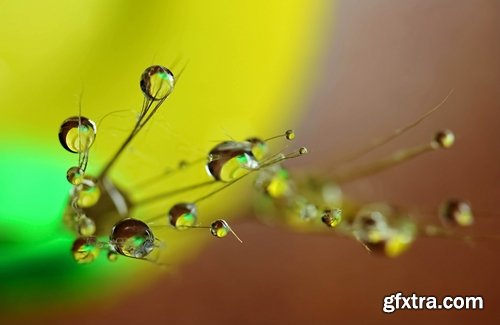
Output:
[
  {"xmin": 60, "ymin": 65, "xmax": 309, "ymax": 264},
  {"xmin": 59, "ymin": 66, "xmax": 476, "ymax": 265}
]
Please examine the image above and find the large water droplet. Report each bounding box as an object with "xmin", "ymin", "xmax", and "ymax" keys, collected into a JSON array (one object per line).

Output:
[
  {"xmin": 206, "ymin": 141, "xmax": 259, "ymax": 182},
  {"xmin": 110, "ymin": 218, "xmax": 155, "ymax": 259},
  {"xmin": 140, "ymin": 65, "xmax": 175, "ymax": 101}
]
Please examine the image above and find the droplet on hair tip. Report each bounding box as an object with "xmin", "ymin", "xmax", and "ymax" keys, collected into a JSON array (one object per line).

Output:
[
  {"xmin": 210, "ymin": 219, "xmax": 230, "ymax": 238},
  {"xmin": 140, "ymin": 65, "xmax": 175, "ymax": 101},
  {"xmin": 58, "ymin": 116, "xmax": 96, "ymax": 154},
  {"xmin": 433, "ymin": 129, "xmax": 455, "ymax": 149},
  {"xmin": 285, "ymin": 129, "xmax": 295, "ymax": 140},
  {"xmin": 440, "ymin": 199, "xmax": 473, "ymax": 226}
]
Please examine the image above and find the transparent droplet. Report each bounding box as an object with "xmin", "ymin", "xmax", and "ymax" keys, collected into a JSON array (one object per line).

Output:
[
  {"xmin": 245, "ymin": 137, "xmax": 268, "ymax": 161},
  {"xmin": 298, "ymin": 147, "xmax": 308, "ymax": 155},
  {"xmin": 353, "ymin": 210, "xmax": 390, "ymax": 244},
  {"xmin": 168, "ymin": 203, "xmax": 197, "ymax": 230},
  {"xmin": 210, "ymin": 219, "xmax": 230, "ymax": 238},
  {"xmin": 433, "ymin": 129, "xmax": 455, "ymax": 149},
  {"xmin": 107, "ymin": 251, "xmax": 118, "ymax": 262},
  {"xmin": 285, "ymin": 129, "xmax": 295, "ymax": 140},
  {"xmin": 58, "ymin": 116, "xmax": 96, "ymax": 153},
  {"xmin": 255, "ymin": 165, "xmax": 293, "ymax": 198},
  {"xmin": 291, "ymin": 197, "xmax": 318, "ymax": 220},
  {"xmin": 140, "ymin": 65, "xmax": 175, "ymax": 101},
  {"xmin": 67, "ymin": 166, "xmax": 84, "ymax": 185},
  {"xmin": 321, "ymin": 208, "xmax": 342, "ymax": 228},
  {"xmin": 440, "ymin": 199, "xmax": 473, "ymax": 226},
  {"xmin": 353, "ymin": 205, "xmax": 416, "ymax": 257},
  {"xmin": 78, "ymin": 215, "xmax": 96, "ymax": 236},
  {"xmin": 71, "ymin": 237, "xmax": 99, "ymax": 264},
  {"xmin": 206, "ymin": 141, "xmax": 260, "ymax": 182},
  {"xmin": 110, "ymin": 218, "xmax": 155, "ymax": 259},
  {"xmin": 73, "ymin": 176, "xmax": 101, "ymax": 208}
]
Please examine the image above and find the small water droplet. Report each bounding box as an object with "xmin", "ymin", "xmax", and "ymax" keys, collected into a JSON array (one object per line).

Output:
[
  {"xmin": 58, "ymin": 116, "xmax": 96, "ymax": 153},
  {"xmin": 71, "ymin": 237, "xmax": 99, "ymax": 264},
  {"xmin": 107, "ymin": 251, "xmax": 119, "ymax": 262},
  {"xmin": 255, "ymin": 165, "xmax": 293, "ymax": 198},
  {"xmin": 140, "ymin": 65, "xmax": 175, "ymax": 101},
  {"xmin": 440, "ymin": 199, "xmax": 473, "ymax": 226},
  {"xmin": 168, "ymin": 203, "xmax": 197, "ymax": 230},
  {"xmin": 73, "ymin": 176, "xmax": 101, "ymax": 208},
  {"xmin": 321, "ymin": 208, "xmax": 342, "ymax": 228},
  {"xmin": 110, "ymin": 218, "xmax": 155, "ymax": 259},
  {"xmin": 210, "ymin": 219, "xmax": 230, "ymax": 238},
  {"xmin": 433, "ymin": 129, "xmax": 455, "ymax": 149},
  {"xmin": 78, "ymin": 215, "xmax": 96, "ymax": 236},
  {"xmin": 292, "ymin": 197, "xmax": 318, "ymax": 220},
  {"xmin": 285, "ymin": 129, "xmax": 295, "ymax": 140},
  {"xmin": 66, "ymin": 166, "xmax": 84, "ymax": 185}
]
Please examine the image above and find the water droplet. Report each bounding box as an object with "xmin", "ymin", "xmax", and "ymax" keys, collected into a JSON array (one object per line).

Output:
[
  {"xmin": 285, "ymin": 129, "xmax": 295, "ymax": 140},
  {"xmin": 140, "ymin": 65, "xmax": 175, "ymax": 101},
  {"xmin": 440, "ymin": 199, "xmax": 473, "ymax": 226},
  {"xmin": 292, "ymin": 197, "xmax": 318, "ymax": 220},
  {"xmin": 71, "ymin": 237, "xmax": 99, "ymax": 264},
  {"xmin": 298, "ymin": 147, "xmax": 308, "ymax": 155},
  {"xmin": 77, "ymin": 215, "xmax": 96, "ymax": 236},
  {"xmin": 255, "ymin": 165, "xmax": 293, "ymax": 198},
  {"xmin": 58, "ymin": 116, "xmax": 96, "ymax": 153},
  {"xmin": 168, "ymin": 203, "xmax": 197, "ymax": 230},
  {"xmin": 110, "ymin": 218, "xmax": 155, "ymax": 259},
  {"xmin": 206, "ymin": 141, "xmax": 260, "ymax": 182},
  {"xmin": 353, "ymin": 206, "xmax": 416, "ymax": 257},
  {"xmin": 73, "ymin": 176, "xmax": 101, "ymax": 208},
  {"xmin": 210, "ymin": 219, "xmax": 230, "ymax": 238},
  {"xmin": 245, "ymin": 137, "xmax": 268, "ymax": 161},
  {"xmin": 354, "ymin": 211, "xmax": 390, "ymax": 243},
  {"xmin": 321, "ymin": 208, "xmax": 342, "ymax": 228},
  {"xmin": 67, "ymin": 166, "xmax": 84, "ymax": 185},
  {"xmin": 433, "ymin": 129, "xmax": 455, "ymax": 149},
  {"xmin": 107, "ymin": 251, "xmax": 119, "ymax": 262}
]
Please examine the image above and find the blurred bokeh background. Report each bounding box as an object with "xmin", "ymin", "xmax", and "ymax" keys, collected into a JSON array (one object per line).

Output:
[{"xmin": 1, "ymin": 0, "xmax": 499, "ymax": 324}]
